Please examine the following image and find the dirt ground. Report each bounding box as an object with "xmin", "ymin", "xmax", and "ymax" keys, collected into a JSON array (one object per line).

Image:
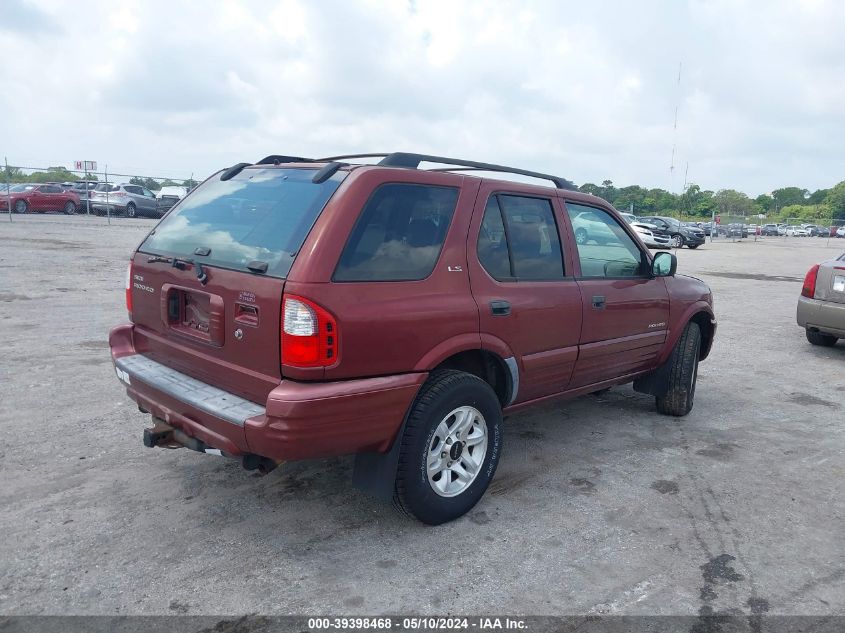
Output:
[{"xmin": 1, "ymin": 214, "xmax": 843, "ymax": 617}]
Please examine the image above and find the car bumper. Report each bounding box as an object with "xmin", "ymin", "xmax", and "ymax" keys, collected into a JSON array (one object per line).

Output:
[
  {"xmin": 109, "ymin": 324, "xmax": 426, "ymax": 462},
  {"xmin": 91, "ymin": 202, "xmax": 127, "ymax": 213},
  {"xmin": 797, "ymin": 296, "xmax": 845, "ymax": 338}
]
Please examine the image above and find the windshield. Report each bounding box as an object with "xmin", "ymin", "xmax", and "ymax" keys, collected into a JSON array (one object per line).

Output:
[{"xmin": 139, "ymin": 167, "xmax": 345, "ymax": 278}]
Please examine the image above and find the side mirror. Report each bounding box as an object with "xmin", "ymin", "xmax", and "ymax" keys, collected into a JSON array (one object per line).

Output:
[{"xmin": 652, "ymin": 251, "xmax": 677, "ymax": 277}]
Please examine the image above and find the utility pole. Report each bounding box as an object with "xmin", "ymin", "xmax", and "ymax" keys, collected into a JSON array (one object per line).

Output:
[{"xmin": 105, "ymin": 165, "xmax": 110, "ymax": 226}]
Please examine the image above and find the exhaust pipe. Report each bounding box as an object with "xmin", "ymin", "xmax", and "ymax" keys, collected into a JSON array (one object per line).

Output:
[{"xmin": 242, "ymin": 454, "xmax": 281, "ymax": 475}]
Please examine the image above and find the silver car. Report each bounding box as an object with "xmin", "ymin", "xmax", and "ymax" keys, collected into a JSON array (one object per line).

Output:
[
  {"xmin": 90, "ymin": 183, "xmax": 159, "ymax": 218},
  {"xmin": 797, "ymin": 253, "xmax": 845, "ymax": 346}
]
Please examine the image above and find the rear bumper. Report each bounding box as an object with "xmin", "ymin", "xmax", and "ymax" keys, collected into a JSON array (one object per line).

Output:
[
  {"xmin": 797, "ymin": 296, "xmax": 845, "ymax": 338},
  {"xmin": 109, "ymin": 324, "xmax": 426, "ymax": 461}
]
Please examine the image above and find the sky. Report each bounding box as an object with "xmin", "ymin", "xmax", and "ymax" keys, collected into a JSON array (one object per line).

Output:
[{"xmin": 1, "ymin": 0, "xmax": 844, "ymax": 196}]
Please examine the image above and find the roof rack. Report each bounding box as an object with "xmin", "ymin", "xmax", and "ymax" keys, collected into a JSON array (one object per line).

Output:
[
  {"xmin": 379, "ymin": 152, "xmax": 575, "ymax": 190},
  {"xmin": 256, "ymin": 155, "xmax": 312, "ymax": 165},
  {"xmin": 254, "ymin": 152, "xmax": 575, "ymax": 190}
]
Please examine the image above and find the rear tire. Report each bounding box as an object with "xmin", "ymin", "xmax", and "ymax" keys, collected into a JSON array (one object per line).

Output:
[
  {"xmin": 64, "ymin": 201, "xmax": 76, "ymax": 215},
  {"xmin": 806, "ymin": 329, "xmax": 837, "ymax": 347},
  {"xmin": 14, "ymin": 200, "xmax": 28, "ymax": 214},
  {"xmin": 656, "ymin": 322, "xmax": 701, "ymax": 417},
  {"xmin": 126, "ymin": 203, "xmax": 137, "ymax": 218},
  {"xmin": 393, "ymin": 370, "xmax": 502, "ymax": 525}
]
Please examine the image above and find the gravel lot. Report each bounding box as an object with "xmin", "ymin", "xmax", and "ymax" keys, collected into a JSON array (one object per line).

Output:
[{"xmin": 1, "ymin": 214, "xmax": 843, "ymax": 617}]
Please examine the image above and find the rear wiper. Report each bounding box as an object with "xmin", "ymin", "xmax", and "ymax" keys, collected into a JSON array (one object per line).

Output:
[{"xmin": 146, "ymin": 255, "xmax": 208, "ymax": 285}]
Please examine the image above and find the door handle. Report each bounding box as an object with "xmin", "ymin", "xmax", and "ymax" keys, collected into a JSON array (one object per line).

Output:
[
  {"xmin": 490, "ymin": 300, "xmax": 511, "ymax": 316},
  {"xmin": 591, "ymin": 295, "xmax": 606, "ymax": 310}
]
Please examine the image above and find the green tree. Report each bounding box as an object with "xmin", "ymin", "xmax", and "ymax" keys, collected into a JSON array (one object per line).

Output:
[
  {"xmin": 771, "ymin": 187, "xmax": 809, "ymax": 208},
  {"xmin": 823, "ymin": 181, "xmax": 845, "ymax": 219},
  {"xmin": 182, "ymin": 178, "xmax": 198, "ymax": 189},
  {"xmin": 713, "ymin": 189, "xmax": 755, "ymax": 219},
  {"xmin": 129, "ymin": 177, "xmax": 146, "ymax": 187}
]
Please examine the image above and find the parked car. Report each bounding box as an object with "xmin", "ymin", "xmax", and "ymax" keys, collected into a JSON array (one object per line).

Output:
[
  {"xmin": 619, "ymin": 213, "xmax": 671, "ymax": 248},
  {"xmin": 717, "ymin": 223, "xmax": 748, "ymax": 238},
  {"xmin": 70, "ymin": 180, "xmax": 99, "ymax": 211},
  {"xmin": 5, "ymin": 183, "xmax": 80, "ymax": 214},
  {"xmin": 802, "ymin": 224, "xmax": 824, "ymax": 237},
  {"xmin": 785, "ymin": 226, "xmax": 809, "ymax": 237},
  {"xmin": 761, "ymin": 224, "xmax": 780, "ymax": 236},
  {"xmin": 109, "ymin": 151, "xmax": 716, "ymax": 524},
  {"xmin": 90, "ymin": 183, "xmax": 159, "ymax": 217},
  {"xmin": 155, "ymin": 185, "xmax": 188, "ymax": 215},
  {"xmin": 836, "ymin": 226, "xmax": 845, "ymax": 238},
  {"xmin": 798, "ymin": 253, "xmax": 845, "ymax": 347},
  {"xmin": 638, "ymin": 216, "xmax": 706, "ymax": 248}
]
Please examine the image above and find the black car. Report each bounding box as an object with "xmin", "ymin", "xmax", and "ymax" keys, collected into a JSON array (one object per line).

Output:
[
  {"xmin": 761, "ymin": 223, "xmax": 779, "ymax": 236},
  {"xmin": 717, "ymin": 223, "xmax": 748, "ymax": 238},
  {"xmin": 638, "ymin": 216, "xmax": 706, "ymax": 248}
]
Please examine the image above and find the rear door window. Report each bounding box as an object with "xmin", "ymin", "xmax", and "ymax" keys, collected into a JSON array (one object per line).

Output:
[
  {"xmin": 333, "ymin": 183, "xmax": 459, "ymax": 281},
  {"xmin": 140, "ymin": 167, "xmax": 345, "ymax": 278},
  {"xmin": 477, "ymin": 194, "xmax": 564, "ymax": 281}
]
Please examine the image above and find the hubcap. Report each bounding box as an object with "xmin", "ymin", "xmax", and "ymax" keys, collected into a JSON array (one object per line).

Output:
[
  {"xmin": 672, "ymin": 235, "xmax": 682, "ymax": 247},
  {"xmin": 576, "ymin": 230, "xmax": 587, "ymax": 245},
  {"xmin": 427, "ymin": 406, "xmax": 488, "ymax": 498},
  {"xmin": 15, "ymin": 200, "xmax": 25, "ymax": 212}
]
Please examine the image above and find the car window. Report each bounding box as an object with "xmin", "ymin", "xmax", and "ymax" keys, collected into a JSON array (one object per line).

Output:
[
  {"xmin": 334, "ymin": 183, "xmax": 459, "ymax": 282},
  {"xmin": 142, "ymin": 188, "xmax": 155, "ymax": 197},
  {"xmin": 477, "ymin": 195, "xmax": 564, "ymax": 281},
  {"xmin": 41, "ymin": 185, "xmax": 62, "ymax": 193},
  {"xmin": 477, "ymin": 198, "xmax": 513, "ymax": 280},
  {"xmin": 566, "ymin": 203, "xmax": 645, "ymax": 278}
]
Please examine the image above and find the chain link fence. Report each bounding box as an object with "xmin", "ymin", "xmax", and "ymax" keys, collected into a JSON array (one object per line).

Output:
[{"xmin": 3, "ymin": 161, "xmax": 198, "ymax": 223}]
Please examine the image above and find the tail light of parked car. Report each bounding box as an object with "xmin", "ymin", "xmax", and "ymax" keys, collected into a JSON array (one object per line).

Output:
[
  {"xmin": 281, "ymin": 295, "xmax": 338, "ymax": 368},
  {"xmin": 125, "ymin": 262, "xmax": 133, "ymax": 316},
  {"xmin": 801, "ymin": 264, "xmax": 820, "ymax": 298}
]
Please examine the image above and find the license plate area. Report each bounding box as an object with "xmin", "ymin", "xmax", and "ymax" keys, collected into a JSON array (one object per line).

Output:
[
  {"xmin": 833, "ymin": 275, "xmax": 845, "ymax": 293},
  {"xmin": 162, "ymin": 284, "xmax": 225, "ymax": 346}
]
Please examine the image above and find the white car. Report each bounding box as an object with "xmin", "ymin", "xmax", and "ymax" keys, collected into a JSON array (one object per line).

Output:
[
  {"xmin": 786, "ymin": 226, "xmax": 809, "ymax": 237},
  {"xmin": 619, "ymin": 213, "xmax": 671, "ymax": 248},
  {"xmin": 836, "ymin": 226, "xmax": 845, "ymax": 238},
  {"xmin": 631, "ymin": 222, "xmax": 671, "ymax": 248}
]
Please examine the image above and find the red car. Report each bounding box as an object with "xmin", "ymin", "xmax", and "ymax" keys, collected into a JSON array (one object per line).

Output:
[
  {"xmin": 110, "ymin": 152, "xmax": 716, "ymax": 524},
  {"xmin": 6, "ymin": 183, "xmax": 81, "ymax": 214}
]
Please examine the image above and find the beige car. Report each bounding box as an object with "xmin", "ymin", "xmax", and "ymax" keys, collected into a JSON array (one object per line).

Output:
[{"xmin": 797, "ymin": 253, "xmax": 845, "ymax": 346}]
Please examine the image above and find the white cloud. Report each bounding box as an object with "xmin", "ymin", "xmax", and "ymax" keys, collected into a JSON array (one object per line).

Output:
[{"xmin": 1, "ymin": 0, "xmax": 843, "ymax": 194}]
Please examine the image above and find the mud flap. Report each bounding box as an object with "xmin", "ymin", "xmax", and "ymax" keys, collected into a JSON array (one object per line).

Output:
[
  {"xmin": 633, "ymin": 355, "xmax": 673, "ymax": 397},
  {"xmin": 351, "ymin": 401, "xmax": 416, "ymax": 502}
]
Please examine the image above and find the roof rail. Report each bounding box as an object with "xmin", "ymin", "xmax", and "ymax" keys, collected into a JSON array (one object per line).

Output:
[
  {"xmin": 256, "ymin": 155, "xmax": 312, "ymax": 165},
  {"xmin": 316, "ymin": 153, "xmax": 390, "ymax": 162},
  {"xmin": 378, "ymin": 152, "xmax": 575, "ymax": 190}
]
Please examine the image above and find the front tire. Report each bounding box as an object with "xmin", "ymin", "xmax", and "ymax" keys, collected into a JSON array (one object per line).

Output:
[
  {"xmin": 394, "ymin": 370, "xmax": 503, "ymax": 525},
  {"xmin": 806, "ymin": 329, "xmax": 837, "ymax": 347},
  {"xmin": 671, "ymin": 234, "xmax": 685, "ymax": 248},
  {"xmin": 656, "ymin": 322, "xmax": 701, "ymax": 417}
]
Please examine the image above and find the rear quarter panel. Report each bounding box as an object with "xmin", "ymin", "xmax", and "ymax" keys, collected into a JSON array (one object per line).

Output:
[{"xmin": 284, "ymin": 168, "xmax": 482, "ymax": 381}]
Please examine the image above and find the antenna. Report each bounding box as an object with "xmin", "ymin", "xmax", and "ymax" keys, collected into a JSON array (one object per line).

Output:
[{"xmin": 670, "ymin": 61, "xmax": 682, "ymax": 194}]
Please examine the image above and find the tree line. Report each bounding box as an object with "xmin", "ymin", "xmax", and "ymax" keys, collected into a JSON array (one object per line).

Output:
[
  {"xmin": 2, "ymin": 165, "xmax": 198, "ymax": 190},
  {"xmin": 579, "ymin": 180, "xmax": 845, "ymax": 223},
  {"xmin": 4, "ymin": 164, "xmax": 843, "ymax": 222}
]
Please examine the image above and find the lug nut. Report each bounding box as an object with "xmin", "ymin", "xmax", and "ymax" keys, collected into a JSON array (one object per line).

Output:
[
  {"xmin": 441, "ymin": 452, "xmax": 447, "ymax": 458},
  {"xmin": 447, "ymin": 461, "xmax": 453, "ymax": 467},
  {"xmin": 446, "ymin": 438, "xmax": 452, "ymax": 444}
]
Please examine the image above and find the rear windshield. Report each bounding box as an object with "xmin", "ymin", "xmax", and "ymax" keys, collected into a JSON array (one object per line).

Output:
[
  {"xmin": 139, "ymin": 167, "xmax": 345, "ymax": 278},
  {"xmin": 95, "ymin": 184, "xmax": 120, "ymax": 192}
]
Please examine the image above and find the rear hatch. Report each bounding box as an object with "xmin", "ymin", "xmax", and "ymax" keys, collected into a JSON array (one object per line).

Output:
[
  {"xmin": 817, "ymin": 258, "xmax": 845, "ymax": 305},
  {"xmin": 129, "ymin": 166, "xmax": 346, "ymax": 403}
]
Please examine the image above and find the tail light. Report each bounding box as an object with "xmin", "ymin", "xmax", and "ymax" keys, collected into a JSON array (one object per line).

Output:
[
  {"xmin": 125, "ymin": 261, "xmax": 133, "ymax": 316},
  {"xmin": 281, "ymin": 294, "xmax": 338, "ymax": 368},
  {"xmin": 801, "ymin": 264, "xmax": 819, "ymax": 298}
]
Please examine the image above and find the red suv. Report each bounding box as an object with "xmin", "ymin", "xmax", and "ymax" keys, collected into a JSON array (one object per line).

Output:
[{"xmin": 110, "ymin": 153, "xmax": 716, "ymax": 524}]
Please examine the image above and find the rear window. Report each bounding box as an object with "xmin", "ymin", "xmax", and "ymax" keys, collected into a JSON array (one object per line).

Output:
[
  {"xmin": 333, "ymin": 183, "xmax": 459, "ymax": 282},
  {"xmin": 139, "ymin": 168, "xmax": 345, "ymax": 278},
  {"xmin": 95, "ymin": 184, "xmax": 120, "ymax": 192}
]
